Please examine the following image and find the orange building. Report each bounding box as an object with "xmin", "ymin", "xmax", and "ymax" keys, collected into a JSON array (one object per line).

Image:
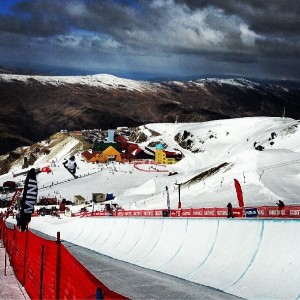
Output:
[{"xmin": 81, "ymin": 145, "xmax": 122, "ymax": 163}]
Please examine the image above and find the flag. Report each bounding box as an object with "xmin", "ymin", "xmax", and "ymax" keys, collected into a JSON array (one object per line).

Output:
[
  {"xmin": 234, "ymin": 179, "xmax": 244, "ymax": 207},
  {"xmin": 5, "ymin": 188, "xmax": 23, "ymax": 219},
  {"xmin": 17, "ymin": 168, "xmax": 38, "ymax": 231},
  {"xmin": 166, "ymin": 186, "xmax": 170, "ymax": 211},
  {"xmin": 40, "ymin": 166, "xmax": 52, "ymax": 173}
]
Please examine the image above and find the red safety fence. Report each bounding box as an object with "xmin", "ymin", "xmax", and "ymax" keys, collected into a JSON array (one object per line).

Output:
[
  {"xmin": 104, "ymin": 206, "xmax": 300, "ymax": 219},
  {"xmin": 169, "ymin": 208, "xmax": 244, "ymax": 218},
  {"xmin": 5, "ymin": 205, "xmax": 300, "ymax": 221},
  {"xmin": 256, "ymin": 206, "xmax": 300, "ymax": 218},
  {"xmin": 117, "ymin": 207, "xmax": 249, "ymax": 218},
  {"xmin": 133, "ymin": 161, "xmax": 169, "ymax": 173},
  {"xmin": 0, "ymin": 217, "xmax": 127, "ymax": 300}
]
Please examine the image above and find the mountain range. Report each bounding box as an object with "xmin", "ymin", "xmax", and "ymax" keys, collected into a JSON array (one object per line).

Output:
[{"xmin": 0, "ymin": 73, "xmax": 299, "ymax": 155}]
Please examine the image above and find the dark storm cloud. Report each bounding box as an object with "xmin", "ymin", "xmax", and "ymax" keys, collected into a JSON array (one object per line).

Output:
[
  {"xmin": 175, "ymin": 0, "xmax": 300, "ymax": 56},
  {"xmin": 0, "ymin": 0, "xmax": 299, "ymax": 80},
  {"xmin": 175, "ymin": 0, "xmax": 300, "ymax": 34},
  {"xmin": 0, "ymin": 1, "xmax": 70, "ymax": 36}
]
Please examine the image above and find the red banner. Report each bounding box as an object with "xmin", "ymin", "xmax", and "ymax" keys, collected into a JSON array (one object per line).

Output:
[
  {"xmin": 234, "ymin": 179, "xmax": 244, "ymax": 207},
  {"xmin": 69, "ymin": 205, "xmax": 300, "ymax": 220},
  {"xmin": 203, "ymin": 208, "xmax": 217, "ymax": 217},
  {"xmin": 170, "ymin": 210, "xmax": 181, "ymax": 217},
  {"xmin": 216, "ymin": 208, "xmax": 228, "ymax": 218},
  {"xmin": 288, "ymin": 206, "xmax": 300, "ymax": 218},
  {"xmin": 232, "ymin": 208, "xmax": 244, "ymax": 218},
  {"xmin": 181, "ymin": 209, "xmax": 192, "ymax": 217}
]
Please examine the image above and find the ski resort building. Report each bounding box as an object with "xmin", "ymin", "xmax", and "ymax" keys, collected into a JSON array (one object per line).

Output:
[
  {"xmin": 93, "ymin": 141, "xmax": 122, "ymax": 153},
  {"xmin": 81, "ymin": 151, "xmax": 104, "ymax": 163},
  {"xmin": 92, "ymin": 193, "xmax": 107, "ymax": 203},
  {"xmin": 81, "ymin": 145, "xmax": 122, "ymax": 163},
  {"xmin": 154, "ymin": 143, "xmax": 182, "ymax": 164},
  {"xmin": 101, "ymin": 146, "xmax": 122, "ymax": 162},
  {"xmin": 74, "ymin": 195, "xmax": 86, "ymax": 205}
]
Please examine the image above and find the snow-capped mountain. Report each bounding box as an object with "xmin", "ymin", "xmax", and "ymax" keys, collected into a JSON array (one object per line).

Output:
[
  {"xmin": 0, "ymin": 73, "xmax": 299, "ymax": 155},
  {"xmin": 0, "ymin": 73, "xmax": 155, "ymax": 92}
]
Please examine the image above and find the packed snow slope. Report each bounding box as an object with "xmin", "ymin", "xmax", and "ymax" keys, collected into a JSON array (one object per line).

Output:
[
  {"xmin": 27, "ymin": 216, "xmax": 300, "ymax": 300},
  {"xmin": 2, "ymin": 116, "xmax": 300, "ymax": 300},
  {"xmin": 1, "ymin": 116, "xmax": 300, "ymax": 209}
]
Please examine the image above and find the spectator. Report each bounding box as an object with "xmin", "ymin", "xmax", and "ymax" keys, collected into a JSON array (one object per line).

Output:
[
  {"xmin": 276, "ymin": 200, "xmax": 285, "ymax": 209},
  {"xmin": 227, "ymin": 202, "xmax": 234, "ymax": 218},
  {"xmin": 59, "ymin": 199, "xmax": 66, "ymax": 211}
]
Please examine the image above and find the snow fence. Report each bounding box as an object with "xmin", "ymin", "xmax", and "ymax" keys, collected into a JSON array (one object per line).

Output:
[
  {"xmin": 29, "ymin": 217, "xmax": 300, "ymax": 300},
  {"xmin": 0, "ymin": 217, "xmax": 127, "ymax": 300}
]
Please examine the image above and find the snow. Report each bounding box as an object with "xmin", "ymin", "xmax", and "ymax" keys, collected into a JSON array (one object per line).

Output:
[
  {"xmin": 1, "ymin": 116, "xmax": 300, "ymax": 209},
  {"xmin": 0, "ymin": 73, "xmax": 267, "ymax": 94},
  {"xmin": 0, "ymin": 73, "xmax": 155, "ymax": 92},
  {"xmin": 20, "ymin": 216, "xmax": 300, "ymax": 300},
  {"xmin": 1, "ymin": 116, "xmax": 300, "ymax": 299},
  {"xmin": 195, "ymin": 78, "xmax": 259, "ymax": 88}
]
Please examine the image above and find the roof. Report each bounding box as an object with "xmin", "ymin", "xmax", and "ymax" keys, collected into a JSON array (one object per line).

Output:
[
  {"xmin": 81, "ymin": 150, "xmax": 95, "ymax": 160},
  {"xmin": 156, "ymin": 143, "xmax": 164, "ymax": 149},
  {"xmin": 81, "ymin": 150, "xmax": 106, "ymax": 161},
  {"xmin": 74, "ymin": 195, "xmax": 85, "ymax": 200},
  {"xmin": 127, "ymin": 144, "xmax": 141, "ymax": 155},
  {"xmin": 93, "ymin": 141, "xmax": 122, "ymax": 152},
  {"xmin": 103, "ymin": 145, "xmax": 121, "ymax": 155},
  {"xmin": 115, "ymin": 135, "xmax": 128, "ymax": 143},
  {"xmin": 131, "ymin": 148, "xmax": 142, "ymax": 156},
  {"xmin": 164, "ymin": 151, "xmax": 178, "ymax": 157}
]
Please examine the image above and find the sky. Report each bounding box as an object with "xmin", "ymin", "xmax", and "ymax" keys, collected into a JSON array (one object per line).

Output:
[{"xmin": 0, "ymin": 0, "xmax": 299, "ymax": 79}]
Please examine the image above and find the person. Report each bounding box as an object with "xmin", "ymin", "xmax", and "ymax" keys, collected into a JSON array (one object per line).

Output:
[
  {"xmin": 63, "ymin": 155, "xmax": 77, "ymax": 176},
  {"xmin": 276, "ymin": 200, "xmax": 285, "ymax": 209},
  {"xmin": 227, "ymin": 202, "xmax": 234, "ymax": 218},
  {"xmin": 59, "ymin": 199, "xmax": 66, "ymax": 212}
]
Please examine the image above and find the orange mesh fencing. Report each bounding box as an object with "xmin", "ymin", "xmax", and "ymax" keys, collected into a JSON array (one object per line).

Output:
[{"xmin": 0, "ymin": 218, "xmax": 127, "ymax": 299}]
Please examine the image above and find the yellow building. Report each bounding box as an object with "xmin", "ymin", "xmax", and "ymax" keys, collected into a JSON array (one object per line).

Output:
[
  {"xmin": 155, "ymin": 143, "xmax": 177, "ymax": 164},
  {"xmin": 155, "ymin": 143, "xmax": 164, "ymax": 163}
]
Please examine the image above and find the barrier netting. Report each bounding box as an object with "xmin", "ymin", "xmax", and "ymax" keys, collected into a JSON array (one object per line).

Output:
[
  {"xmin": 0, "ymin": 217, "xmax": 127, "ymax": 300},
  {"xmin": 76, "ymin": 205, "xmax": 300, "ymax": 219}
]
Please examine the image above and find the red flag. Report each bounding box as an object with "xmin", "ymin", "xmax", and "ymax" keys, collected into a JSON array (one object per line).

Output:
[
  {"xmin": 234, "ymin": 179, "xmax": 244, "ymax": 207},
  {"xmin": 40, "ymin": 166, "xmax": 52, "ymax": 173},
  {"xmin": 5, "ymin": 188, "xmax": 23, "ymax": 219}
]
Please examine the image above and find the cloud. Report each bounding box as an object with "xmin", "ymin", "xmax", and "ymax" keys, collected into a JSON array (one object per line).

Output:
[
  {"xmin": 0, "ymin": 0, "xmax": 299, "ymax": 80},
  {"xmin": 0, "ymin": 1, "xmax": 264, "ymax": 50},
  {"xmin": 239, "ymin": 24, "xmax": 263, "ymax": 47},
  {"xmin": 175, "ymin": 0, "xmax": 300, "ymax": 55}
]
